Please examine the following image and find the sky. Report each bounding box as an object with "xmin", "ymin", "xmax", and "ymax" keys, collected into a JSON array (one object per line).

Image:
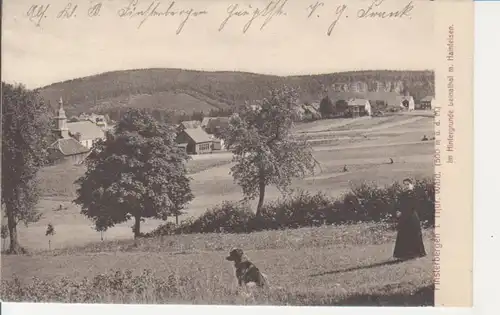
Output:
[{"xmin": 2, "ymin": 0, "xmax": 436, "ymax": 89}]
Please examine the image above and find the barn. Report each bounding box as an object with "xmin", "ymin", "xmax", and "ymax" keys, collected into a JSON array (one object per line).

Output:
[
  {"xmin": 419, "ymin": 96, "xmax": 436, "ymax": 110},
  {"xmin": 347, "ymin": 98, "xmax": 372, "ymax": 118},
  {"xmin": 176, "ymin": 127, "xmax": 213, "ymax": 155}
]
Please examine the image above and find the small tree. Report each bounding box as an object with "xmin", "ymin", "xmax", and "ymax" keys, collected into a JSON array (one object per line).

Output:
[
  {"xmin": 45, "ymin": 223, "xmax": 55, "ymax": 250},
  {"xmin": 74, "ymin": 109, "xmax": 194, "ymax": 238},
  {"xmin": 95, "ymin": 222, "xmax": 107, "ymax": 241},
  {"xmin": 319, "ymin": 95, "xmax": 335, "ymax": 118},
  {"xmin": 2, "ymin": 83, "xmax": 51, "ymax": 254},
  {"xmin": 1, "ymin": 225, "xmax": 8, "ymax": 251},
  {"xmin": 221, "ymin": 86, "xmax": 318, "ymax": 217}
]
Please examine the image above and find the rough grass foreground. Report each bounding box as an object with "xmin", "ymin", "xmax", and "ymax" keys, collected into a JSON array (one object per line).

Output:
[{"xmin": 2, "ymin": 223, "xmax": 435, "ymax": 306}]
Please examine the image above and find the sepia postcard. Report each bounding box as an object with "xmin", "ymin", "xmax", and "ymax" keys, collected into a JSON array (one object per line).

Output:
[{"xmin": 1, "ymin": 0, "xmax": 473, "ymax": 309}]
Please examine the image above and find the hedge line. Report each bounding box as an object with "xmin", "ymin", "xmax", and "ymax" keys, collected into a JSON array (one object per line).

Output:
[{"xmin": 146, "ymin": 178, "xmax": 435, "ymax": 237}]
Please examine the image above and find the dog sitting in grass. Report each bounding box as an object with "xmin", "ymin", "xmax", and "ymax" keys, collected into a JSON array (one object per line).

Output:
[{"xmin": 226, "ymin": 248, "xmax": 268, "ymax": 288}]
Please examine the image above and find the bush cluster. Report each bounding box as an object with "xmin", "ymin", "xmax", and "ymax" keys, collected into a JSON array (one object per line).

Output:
[{"xmin": 146, "ymin": 178, "xmax": 435, "ymax": 237}]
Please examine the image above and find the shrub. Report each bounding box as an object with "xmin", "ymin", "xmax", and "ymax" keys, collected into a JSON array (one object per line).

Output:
[
  {"xmin": 148, "ymin": 177, "xmax": 435, "ymax": 236},
  {"xmin": 144, "ymin": 222, "xmax": 178, "ymax": 237},
  {"xmin": 258, "ymin": 190, "xmax": 333, "ymax": 230},
  {"xmin": 178, "ymin": 201, "xmax": 256, "ymax": 234}
]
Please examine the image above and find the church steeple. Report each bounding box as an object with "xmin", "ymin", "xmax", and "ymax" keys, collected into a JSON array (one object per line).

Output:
[{"xmin": 54, "ymin": 97, "xmax": 69, "ymax": 139}]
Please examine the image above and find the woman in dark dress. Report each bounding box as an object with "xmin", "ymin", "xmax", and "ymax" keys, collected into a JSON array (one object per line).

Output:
[{"xmin": 393, "ymin": 178, "xmax": 427, "ymax": 260}]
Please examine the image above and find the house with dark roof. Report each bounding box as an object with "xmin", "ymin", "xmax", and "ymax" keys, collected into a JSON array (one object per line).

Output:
[
  {"xmin": 176, "ymin": 127, "xmax": 213, "ymax": 154},
  {"xmin": 48, "ymin": 98, "xmax": 91, "ymax": 165},
  {"xmin": 347, "ymin": 98, "xmax": 372, "ymax": 118},
  {"xmin": 204, "ymin": 117, "xmax": 230, "ymax": 135},
  {"xmin": 47, "ymin": 138, "xmax": 90, "ymax": 165},
  {"xmin": 302, "ymin": 104, "xmax": 322, "ymax": 120},
  {"xmin": 419, "ymin": 96, "xmax": 436, "ymax": 110}
]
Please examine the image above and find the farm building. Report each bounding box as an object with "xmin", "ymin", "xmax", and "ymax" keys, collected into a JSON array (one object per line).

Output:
[
  {"xmin": 178, "ymin": 120, "xmax": 201, "ymax": 131},
  {"xmin": 176, "ymin": 127, "xmax": 213, "ymax": 154},
  {"xmin": 347, "ymin": 98, "xmax": 372, "ymax": 118},
  {"xmin": 204, "ymin": 117, "xmax": 230, "ymax": 135},
  {"xmin": 419, "ymin": 96, "xmax": 436, "ymax": 110}
]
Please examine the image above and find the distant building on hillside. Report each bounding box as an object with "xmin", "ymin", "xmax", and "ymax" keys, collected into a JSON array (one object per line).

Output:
[
  {"xmin": 78, "ymin": 113, "xmax": 108, "ymax": 130},
  {"xmin": 328, "ymin": 91, "xmax": 415, "ymax": 113},
  {"xmin": 201, "ymin": 117, "xmax": 215, "ymax": 128},
  {"xmin": 249, "ymin": 104, "xmax": 262, "ymax": 112},
  {"xmin": 419, "ymin": 96, "xmax": 436, "ymax": 110},
  {"xmin": 398, "ymin": 95, "xmax": 415, "ymax": 111},
  {"xmin": 178, "ymin": 120, "xmax": 201, "ymax": 132},
  {"xmin": 347, "ymin": 98, "xmax": 372, "ymax": 118},
  {"xmin": 204, "ymin": 117, "xmax": 230, "ymax": 135},
  {"xmin": 176, "ymin": 127, "xmax": 213, "ymax": 155},
  {"xmin": 47, "ymin": 97, "xmax": 90, "ymax": 165}
]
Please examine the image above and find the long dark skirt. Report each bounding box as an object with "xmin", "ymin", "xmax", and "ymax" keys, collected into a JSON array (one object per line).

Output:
[{"xmin": 393, "ymin": 211, "xmax": 426, "ymax": 260}]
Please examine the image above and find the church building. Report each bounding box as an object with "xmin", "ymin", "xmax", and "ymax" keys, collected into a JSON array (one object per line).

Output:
[{"xmin": 47, "ymin": 98, "xmax": 91, "ymax": 165}]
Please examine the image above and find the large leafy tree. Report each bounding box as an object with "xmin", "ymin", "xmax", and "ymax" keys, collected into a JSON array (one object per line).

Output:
[
  {"xmin": 1, "ymin": 83, "xmax": 52, "ymax": 254},
  {"xmin": 74, "ymin": 109, "xmax": 194, "ymax": 238},
  {"xmin": 221, "ymin": 86, "xmax": 318, "ymax": 217}
]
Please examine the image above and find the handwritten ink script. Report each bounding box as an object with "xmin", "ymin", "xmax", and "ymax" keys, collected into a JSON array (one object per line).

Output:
[
  {"xmin": 218, "ymin": 0, "xmax": 288, "ymax": 33},
  {"xmin": 25, "ymin": 0, "xmax": 416, "ymax": 35}
]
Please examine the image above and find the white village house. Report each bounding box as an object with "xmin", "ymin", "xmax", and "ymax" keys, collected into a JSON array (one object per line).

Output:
[
  {"xmin": 347, "ymin": 98, "xmax": 372, "ymax": 118},
  {"xmin": 66, "ymin": 120, "xmax": 106, "ymax": 149},
  {"xmin": 397, "ymin": 95, "xmax": 415, "ymax": 111}
]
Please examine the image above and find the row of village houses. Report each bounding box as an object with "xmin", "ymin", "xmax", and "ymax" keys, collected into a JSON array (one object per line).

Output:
[
  {"xmin": 47, "ymin": 93, "xmax": 436, "ymax": 164},
  {"xmin": 47, "ymin": 98, "xmax": 230, "ymax": 165}
]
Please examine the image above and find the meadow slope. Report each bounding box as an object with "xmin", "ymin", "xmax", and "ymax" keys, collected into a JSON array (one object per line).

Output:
[
  {"xmin": 2, "ymin": 223, "xmax": 435, "ymax": 306},
  {"xmin": 1, "ymin": 113, "xmax": 436, "ymax": 306},
  {"xmin": 3, "ymin": 113, "xmax": 435, "ymax": 251}
]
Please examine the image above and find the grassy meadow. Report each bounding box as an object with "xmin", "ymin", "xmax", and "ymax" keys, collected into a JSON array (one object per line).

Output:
[{"xmin": 1, "ymin": 112, "xmax": 436, "ymax": 305}]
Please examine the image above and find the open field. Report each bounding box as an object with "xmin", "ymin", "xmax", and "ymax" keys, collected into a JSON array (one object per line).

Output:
[
  {"xmin": 1, "ymin": 112, "xmax": 435, "ymax": 305},
  {"xmin": 2, "ymin": 112, "xmax": 435, "ymax": 251},
  {"xmin": 1, "ymin": 223, "xmax": 435, "ymax": 305}
]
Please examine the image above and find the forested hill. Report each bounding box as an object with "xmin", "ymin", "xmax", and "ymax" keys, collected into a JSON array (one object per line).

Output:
[{"xmin": 37, "ymin": 68, "xmax": 435, "ymax": 117}]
